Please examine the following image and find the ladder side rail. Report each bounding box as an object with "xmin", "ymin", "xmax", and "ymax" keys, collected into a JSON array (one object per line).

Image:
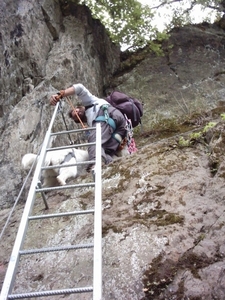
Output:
[
  {"xmin": 0, "ymin": 103, "xmax": 60, "ymax": 300},
  {"xmin": 93, "ymin": 123, "xmax": 102, "ymax": 300},
  {"xmin": 7, "ymin": 286, "xmax": 93, "ymax": 299}
]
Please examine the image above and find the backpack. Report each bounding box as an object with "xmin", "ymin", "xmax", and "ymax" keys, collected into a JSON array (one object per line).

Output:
[{"xmin": 106, "ymin": 91, "xmax": 143, "ymax": 128}]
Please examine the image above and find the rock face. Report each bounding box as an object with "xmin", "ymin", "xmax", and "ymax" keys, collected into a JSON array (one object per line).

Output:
[
  {"xmin": 113, "ymin": 23, "xmax": 225, "ymax": 122},
  {"xmin": 1, "ymin": 0, "xmax": 225, "ymax": 299},
  {"xmin": 0, "ymin": 0, "xmax": 120, "ymax": 208}
]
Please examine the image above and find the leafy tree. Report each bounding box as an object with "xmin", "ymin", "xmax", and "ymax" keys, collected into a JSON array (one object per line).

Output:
[
  {"xmin": 152, "ymin": 0, "xmax": 224, "ymax": 12},
  {"xmin": 76, "ymin": 0, "xmax": 223, "ymax": 51},
  {"xmin": 152, "ymin": 0, "xmax": 223, "ymax": 30},
  {"xmin": 79, "ymin": 0, "xmax": 163, "ymax": 51}
]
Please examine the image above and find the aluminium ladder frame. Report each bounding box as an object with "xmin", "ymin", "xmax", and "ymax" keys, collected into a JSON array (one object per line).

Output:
[{"xmin": 0, "ymin": 102, "xmax": 102, "ymax": 300}]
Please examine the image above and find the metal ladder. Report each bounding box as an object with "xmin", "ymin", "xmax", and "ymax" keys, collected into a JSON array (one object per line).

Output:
[{"xmin": 0, "ymin": 102, "xmax": 102, "ymax": 300}]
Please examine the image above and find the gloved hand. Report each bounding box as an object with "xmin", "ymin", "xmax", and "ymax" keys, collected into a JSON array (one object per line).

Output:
[{"xmin": 50, "ymin": 90, "xmax": 65, "ymax": 105}]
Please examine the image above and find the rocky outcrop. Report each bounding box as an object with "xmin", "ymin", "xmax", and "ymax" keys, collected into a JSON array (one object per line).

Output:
[
  {"xmin": 1, "ymin": 118, "xmax": 225, "ymax": 299},
  {"xmin": 114, "ymin": 23, "xmax": 225, "ymax": 121},
  {"xmin": 0, "ymin": 0, "xmax": 120, "ymax": 208}
]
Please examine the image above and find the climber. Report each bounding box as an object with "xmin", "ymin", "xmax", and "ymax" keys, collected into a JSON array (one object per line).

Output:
[{"xmin": 50, "ymin": 83, "xmax": 127, "ymax": 171}]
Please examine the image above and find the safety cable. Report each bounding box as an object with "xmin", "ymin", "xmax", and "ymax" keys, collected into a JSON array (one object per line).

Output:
[
  {"xmin": 1, "ymin": 97, "xmax": 86, "ymax": 240},
  {"xmin": 60, "ymin": 110, "xmax": 73, "ymax": 144},
  {"xmin": 0, "ymin": 150, "xmax": 40, "ymax": 241},
  {"xmin": 58, "ymin": 102, "xmax": 73, "ymax": 144}
]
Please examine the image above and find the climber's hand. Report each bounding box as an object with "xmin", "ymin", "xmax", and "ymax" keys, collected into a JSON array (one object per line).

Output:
[
  {"xmin": 50, "ymin": 94, "xmax": 60, "ymax": 106},
  {"xmin": 50, "ymin": 90, "xmax": 65, "ymax": 106}
]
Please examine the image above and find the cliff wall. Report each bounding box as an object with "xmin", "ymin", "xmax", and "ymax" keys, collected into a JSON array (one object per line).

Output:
[{"xmin": 1, "ymin": 1, "xmax": 225, "ymax": 299}]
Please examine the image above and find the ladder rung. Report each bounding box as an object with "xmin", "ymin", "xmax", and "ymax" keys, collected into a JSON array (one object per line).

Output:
[
  {"xmin": 28, "ymin": 209, "xmax": 95, "ymax": 220},
  {"xmin": 8, "ymin": 286, "xmax": 93, "ymax": 299},
  {"xmin": 35, "ymin": 182, "xmax": 95, "ymax": 193},
  {"xmin": 20, "ymin": 243, "xmax": 94, "ymax": 255},
  {"xmin": 46, "ymin": 142, "xmax": 95, "ymax": 152},
  {"xmin": 50, "ymin": 126, "xmax": 96, "ymax": 136},
  {"xmin": 41, "ymin": 161, "xmax": 95, "ymax": 170},
  {"xmin": 41, "ymin": 160, "xmax": 95, "ymax": 170}
]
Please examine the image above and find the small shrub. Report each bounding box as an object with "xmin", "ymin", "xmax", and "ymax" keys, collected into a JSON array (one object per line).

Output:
[
  {"xmin": 203, "ymin": 122, "xmax": 216, "ymax": 133},
  {"xmin": 189, "ymin": 132, "xmax": 202, "ymax": 139},
  {"xmin": 178, "ymin": 136, "xmax": 190, "ymax": 147},
  {"xmin": 221, "ymin": 113, "xmax": 225, "ymax": 121}
]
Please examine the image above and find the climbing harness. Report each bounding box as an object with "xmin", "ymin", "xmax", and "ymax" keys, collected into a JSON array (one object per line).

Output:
[
  {"xmin": 95, "ymin": 104, "xmax": 116, "ymax": 131},
  {"xmin": 95, "ymin": 115, "xmax": 116, "ymax": 131},
  {"xmin": 95, "ymin": 104, "xmax": 137, "ymax": 153}
]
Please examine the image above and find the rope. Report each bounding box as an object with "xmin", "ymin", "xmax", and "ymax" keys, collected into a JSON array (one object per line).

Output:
[
  {"xmin": 65, "ymin": 97, "xmax": 86, "ymax": 129},
  {"xmin": 0, "ymin": 151, "xmax": 40, "ymax": 241}
]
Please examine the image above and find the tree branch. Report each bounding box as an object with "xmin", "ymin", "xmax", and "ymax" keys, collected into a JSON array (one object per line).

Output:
[
  {"xmin": 151, "ymin": 0, "xmax": 182, "ymax": 10},
  {"xmin": 151, "ymin": 0, "xmax": 222, "ymax": 13}
]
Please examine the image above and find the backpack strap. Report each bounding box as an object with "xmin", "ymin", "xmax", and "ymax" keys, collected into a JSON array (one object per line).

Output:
[
  {"xmin": 129, "ymin": 98, "xmax": 137, "ymax": 124},
  {"xmin": 101, "ymin": 104, "xmax": 110, "ymax": 121}
]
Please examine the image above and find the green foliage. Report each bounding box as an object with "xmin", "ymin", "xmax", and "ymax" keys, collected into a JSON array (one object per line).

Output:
[
  {"xmin": 189, "ymin": 132, "xmax": 202, "ymax": 139},
  {"xmin": 178, "ymin": 121, "xmax": 217, "ymax": 148},
  {"xmin": 178, "ymin": 132, "xmax": 204, "ymax": 148},
  {"xmin": 221, "ymin": 113, "xmax": 225, "ymax": 120},
  {"xmin": 158, "ymin": 0, "xmax": 223, "ymax": 30},
  {"xmin": 70, "ymin": 0, "xmax": 224, "ymax": 51},
  {"xmin": 203, "ymin": 122, "xmax": 216, "ymax": 132},
  {"xmin": 79, "ymin": 0, "xmax": 167, "ymax": 51},
  {"xmin": 178, "ymin": 136, "xmax": 190, "ymax": 147},
  {"xmin": 165, "ymin": 6, "xmax": 190, "ymax": 31}
]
